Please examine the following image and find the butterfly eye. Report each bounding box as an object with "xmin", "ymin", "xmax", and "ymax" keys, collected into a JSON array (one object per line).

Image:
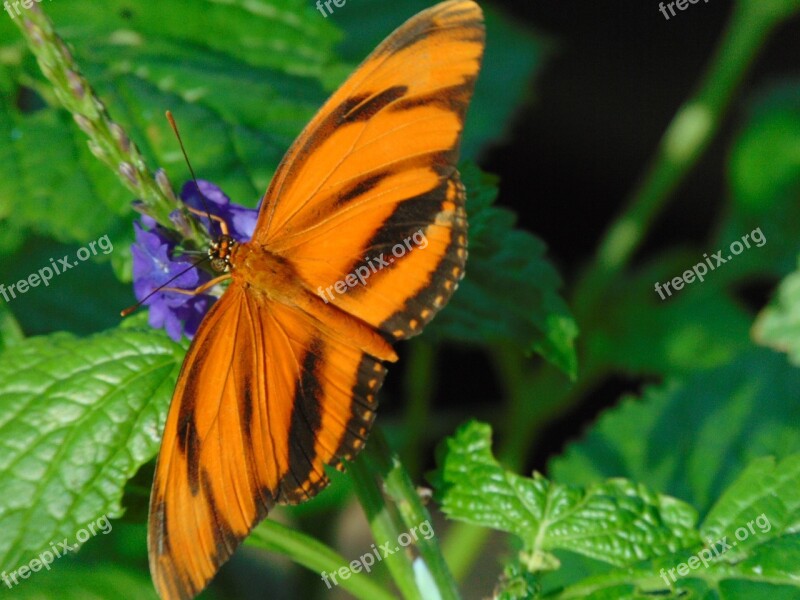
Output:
[{"xmin": 210, "ymin": 257, "xmax": 229, "ymax": 272}]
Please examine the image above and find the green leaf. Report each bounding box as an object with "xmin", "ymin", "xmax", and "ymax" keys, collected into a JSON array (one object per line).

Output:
[
  {"xmin": 429, "ymin": 163, "xmax": 578, "ymax": 378},
  {"xmin": 701, "ymin": 455, "xmax": 800, "ymax": 554},
  {"xmin": 549, "ymin": 535, "xmax": 800, "ymax": 599},
  {"xmin": 0, "ymin": 99, "xmax": 131, "ymax": 244},
  {"xmin": 0, "ymin": 0, "xmax": 339, "ymax": 257},
  {"xmin": 0, "ymin": 301, "xmax": 24, "ymax": 351},
  {"xmin": 550, "ymin": 348, "xmax": 800, "ymax": 516},
  {"xmin": 0, "ymin": 327, "xmax": 183, "ymax": 573},
  {"xmin": 729, "ymin": 82, "xmax": 800, "ymax": 215},
  {"xmin": 546, "ymin": 453, "xmax": 800, "ymax": 600},
  {"xmin": 431, "ymin": 421, "xmax": 698, "ymax": 572},
  {"xmin": 587, "ymin": 249, "xmax": 753, "ymax": 376},
  {"xmin": 0, "ymin": 236, "xmax": 133, "ymax": 337},
  {"xmin": 715, "ymin": 82, "xmax": 800, "ymax": 284},
  {"xmin": 754, "ymin": 255, "xmax": 800, "ymax": 365}
]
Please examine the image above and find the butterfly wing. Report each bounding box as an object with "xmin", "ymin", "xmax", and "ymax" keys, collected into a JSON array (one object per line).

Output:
[
  {"xmin": 150, "ymin": 2, "xmax": 484, "ymax": 597},
  {"xmin": 148, "ymin": 283, "xmax": 386, "ymax": 599},
  {"xmin": 256, "ymin": 0, "xmax": 484, "ymax": 339}
]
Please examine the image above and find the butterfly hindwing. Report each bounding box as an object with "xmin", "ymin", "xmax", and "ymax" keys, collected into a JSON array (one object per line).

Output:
[
  {"xmin": 148, "ymin": 285, "xmax": 386, "ymax": 599},
  {"xmin": 256, "ymin": 0, "xmax": 484, "ymax": 339}
]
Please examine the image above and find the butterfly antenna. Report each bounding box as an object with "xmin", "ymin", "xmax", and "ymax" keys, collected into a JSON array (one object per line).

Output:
[
  {"xmin": 120, "ymin": 255, "xmax": 211, "ymax": 317},
  {"xmin": 165, "ymin": 110, "xmax": 221, "ymax": 237}
]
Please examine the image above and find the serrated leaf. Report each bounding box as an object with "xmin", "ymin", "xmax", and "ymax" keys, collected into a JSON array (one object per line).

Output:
[
  {"xmin": 543, "ymin": 462, "xmax": 800, "ymax": 599},
  {"xmin": 754, "ymin": 256, "xmax": 800, "ymax": 365},
  {"xmin": 550, "ymin": 535, "xmax": 800, "ymax": 599},
  {"xmin": 550, "ymin": 348, "xmax": 800, "ymax": 516},
  {"xmin": 429, "ymin": 164, "xmax": 578, "ymax": 378},
  {"xmin": 431, "ymin": 421, "xmax": 698, "ymax": 571},
  {"xmin": 701, "ymin": 455, "xmax": 800, "ymax": 555},
  {"xmin": 0, "ymin": 328, "xmax": 183, "ymax": 572}
]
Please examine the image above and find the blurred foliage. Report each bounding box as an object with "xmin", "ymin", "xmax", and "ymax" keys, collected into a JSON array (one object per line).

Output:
[
  {"xmin": 430, "ymin": 164, "xmax": 577, "ymax": 378},
  {"xmin": 550, "ymin": 348, "xmax": 800, "ymax": 516},
  {"xmin": 0, "ymin": 0, "xmax": 799, "ymax": 599},
  {"xmin": 754, "ymin": 255, "xmax": 800, "ymax": 363}
]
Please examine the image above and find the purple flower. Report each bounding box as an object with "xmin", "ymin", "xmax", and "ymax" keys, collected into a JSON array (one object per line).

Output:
[
  {"xmin": 180, "ymin": 180, "xmax": 259, "ymax": 242},
  {"xmin": 130, "ymin": 180, "xmax": 259, "ymax": 341}
]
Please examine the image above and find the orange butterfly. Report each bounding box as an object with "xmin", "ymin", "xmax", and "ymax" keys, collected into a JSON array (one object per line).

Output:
[{"xmin": 147, "ymin": 1, "xmax": 485, "ymax": 598}]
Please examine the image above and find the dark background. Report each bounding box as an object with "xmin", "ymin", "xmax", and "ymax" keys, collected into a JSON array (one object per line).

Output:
[{"xmin": 402, "ymin": 0, "xmax": 800, "ymax": 474}]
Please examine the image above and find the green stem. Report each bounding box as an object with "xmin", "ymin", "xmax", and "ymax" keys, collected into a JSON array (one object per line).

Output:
[
  {"xmin": 442, "ymin": 349, "xmax": 596, "ymax": 582},
  {"xmin": 442, "ymin": 0, "xmax": 800, "ymax": 582},
  {"xmin": 349, "ymin": 427, "xmax": 461, "ymax": 600},
  {"xmin": 504, "ymin": 0, "xmax": 800, "ymax": 471},
  {"xmin": 247, "ymin": 519, "xmax": 396, "ymax": 600},
  {"xmin": 10, "ymin": 5, "xmax": 205, "ymax": 243},
  {"xmin": 402, "ymin": 339, "xmax": 436, "ymax": 479},
  {"xmin": 576, "ymin": 0, "xmax": 800, "ymax": 316},
  {"xmin": 440, "ymin": 523, "xmax": 490, "ymax": 583}
]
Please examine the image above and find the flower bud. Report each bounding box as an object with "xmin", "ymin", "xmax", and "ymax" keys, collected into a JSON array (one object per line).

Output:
[{"xmin": 119, "ymin": 162, "xmax": 138, "ymax": 186}]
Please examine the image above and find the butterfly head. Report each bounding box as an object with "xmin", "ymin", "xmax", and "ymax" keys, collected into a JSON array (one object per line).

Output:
[{"xmin": 209, "ymin": 234, "xmax": 236, "ymax": 273}]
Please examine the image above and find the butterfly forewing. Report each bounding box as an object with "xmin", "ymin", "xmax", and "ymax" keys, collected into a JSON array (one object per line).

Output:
[{"xmin": 256, "ymin": 0, "xmax": 483, "ymax": 338}]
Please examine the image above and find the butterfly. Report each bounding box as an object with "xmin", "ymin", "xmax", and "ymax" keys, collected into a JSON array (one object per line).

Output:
[{"xmin": 147, "ymin": 1, "xmax": 485, "ymax": 598}]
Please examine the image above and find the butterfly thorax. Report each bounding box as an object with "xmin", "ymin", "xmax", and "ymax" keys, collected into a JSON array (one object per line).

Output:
[
  {"xmin": 229, "ymin": 242, "xmax": 303, "ymax": 302},
  {"xmin": 230, "ymin": 241, "xmax": 398, "ymax": 362}
]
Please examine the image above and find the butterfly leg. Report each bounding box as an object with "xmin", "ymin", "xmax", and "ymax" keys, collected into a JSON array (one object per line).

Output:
[
  {"xmin": 163, "ymin": 274, "xmax": 231, "ymax": 296},
  {"xmin": 186, "ymin": 205, "xmax": 231, "ymax": 237}
]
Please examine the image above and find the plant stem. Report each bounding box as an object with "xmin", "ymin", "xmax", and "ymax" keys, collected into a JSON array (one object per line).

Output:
[
  {"xmin": 575, "ymin": 0, "xmax": 800, "ymax": 316},
  {"xmin": 402, "ymin": 339, "xmax": 436, "ymax": 479},
  {"xmin": 442, "ymin": 0, "xmax": 800, "ymax": 582},
  {"xmin": 507, "ymin": 0, "xmax": 800, "ymax": 475},
  {"xmin": 440, "ymin": 523, "xmax": 491, "ymax": 583},
  {"xmin": 247, "ymin": 519, "xmax": 396, "ymax": 600},
  {"xmin": 349, "ymin": 427, "xmax": 461, "ymax": 600},
  {"xmin": 10, "ymin": 4, "xmax": 205, "ymax": 243}
]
